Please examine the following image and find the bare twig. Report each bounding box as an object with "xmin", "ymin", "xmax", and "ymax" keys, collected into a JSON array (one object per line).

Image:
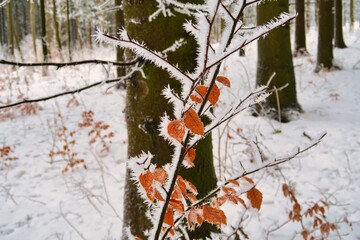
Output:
[{"xmin": 0, "ymin": 58, "xmax": 140, "ymax": 69}]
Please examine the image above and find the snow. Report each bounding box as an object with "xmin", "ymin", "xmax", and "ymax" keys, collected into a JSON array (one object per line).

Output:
[{"xmin": 1, "ymin": 23, "xmax": 360, "ymax": 240}]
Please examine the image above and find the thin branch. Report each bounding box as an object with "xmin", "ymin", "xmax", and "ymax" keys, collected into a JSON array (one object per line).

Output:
[
  {"xmin": 0, "ymin": 77, "xmax": 126, "ymax": 110},
  {"xmin": 0, "ymin": 58, "xmax": 140, "ymax": 69}
]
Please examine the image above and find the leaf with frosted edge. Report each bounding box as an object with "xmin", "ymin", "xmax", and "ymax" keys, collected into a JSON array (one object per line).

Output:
[
  {"xmin": 167, "ymin": 120, "xmax": 185, "ymax": 142},
  {"xmin": 183, "ymin": 148, "xmax": 196, "ymax": 168},
  {"xmin": 195, "ymin": 84, "xmax": 220, "ymax": 105},
  {"xmin": 203, "ymin": 206, "xmax": 227, "ymax": 226},
  {"xmin": 184, "ymin": 108, "xmax": 204, "ymax": 135},
  {"xmin": 153, "ymin": 168, "xmax": 167, "ymax": 184}
]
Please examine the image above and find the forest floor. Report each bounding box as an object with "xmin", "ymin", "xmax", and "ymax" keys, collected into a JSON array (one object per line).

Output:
[{"xmin": 1, "ymin": 25, "xmax": 360, "ymax": 240}]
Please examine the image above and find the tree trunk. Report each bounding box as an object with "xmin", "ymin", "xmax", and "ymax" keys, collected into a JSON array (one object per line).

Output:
[
  {"xmin": 256, "ymin": 0, "xmax": 302, "ymax": 123},
  {"xmin": 66, "ymin": 0, "xmax": 72, "ymax": 61},
  {"xmin": 40, "ymin": 0, "xmax": 48, "ymax": 62},
  {"xmin": 30, "ymin": 0, "xmax": 38, "ymax": 61},
  {"xmin": 122, "ymin": 1, "xmax": 217, "ymax": 239},
  {"xmin": 334, "ymin": 0, "xmax": 346, "ymax": 48},
  {"xmin": 294, "ymin": 0, "xmax": 308, "ymax": 56},
  {"xmin": 115, "ymin": 0, "xmax": 126, "ymax": 83},
  {"xmin": 315, "ymin": 0, "xmax": 334, "ymax": 72},
  {"xmin": 350, "ymin": 0, "xmax": 354, "ymax": 29},
  {"xmin": 0, "ymin": 7, "xmax": 5, "ymax": 46},
  {"xmin": 52, "ymin": 0, "xmax": 63, "ymax": 61},
  {"xmin": 7, "ymin": 2, "xmax": 14, "ymax": 57}
]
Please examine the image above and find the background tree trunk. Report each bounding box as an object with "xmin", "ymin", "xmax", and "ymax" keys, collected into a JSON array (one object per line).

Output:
[
  {"xmin": 350, "ymin": 0, "xmax": 354, "ymax": 29},
  {"xmin": 256, "ymin": 0, "xmax": 302, "ymax": 122},
  {"xmin": 30, "ymin": 0, "xmax": 38, "ymax": 61},
  {"xmin": 52, "ymin": 0, "xmax": 63, "ymax": 61},
  {"xmin": 334, "ymin": 0, "xmax": 346, "ymax": 48},
  {"xmin": 66, "ymin": 0, "xmax": 72, "ymax": 61},
  {"xmin": 122, "ymin": 1, "xmax": 217, "ymax": 239},
  {"xmin": 115, "ymin": 0, "xmax": 125, "ymax": 82},
  {"xmin": 40, "ymin": 0, "xmax": 48, "ymax": 62},
  {"xmin": 294, "ymin": 0, "xmax": 308, "ymax": 55},
  {"xmin": 7, "ymin": 2, "xmax": 15, "ymax": 57},
  {"xmin": 315, "ymin": 0, "xmax": 334, "ymax": 72}
]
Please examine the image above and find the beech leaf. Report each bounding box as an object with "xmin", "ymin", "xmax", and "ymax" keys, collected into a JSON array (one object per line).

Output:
[
  {"xmin": 164, "ymin": 208, "xmax": 175, "ymax": 226},
  {"xmin": 183, "ymin": 148, "xmax": 196, "ymax": 167},
  {"xmin": 184, "ymin": 108, "xmax": 204, "ymax": 135},
  {"xmin": 167, "ymin": 120, "xmax": 185, "ymax": 142},
  {"xmin": 195, "ymin": 84, "xmax": 220, "ymax": 105},
  {"xmin": 247, "ymin": 188, "xmax": 263, "ymax": 210},
  {"xmin": 139, "ymin": 171, "xmax": 153, "ymax": 191},
  {"xmin": 153, "ymin": 168, "xmax": 167, "ymax": 184},
  {"xmin": 216, "ymin": 76, "xmax": 231, "ymax": 87},
  {"xmin": 203, "ymin": 206, "xmax": 227, "ymax": 226}
]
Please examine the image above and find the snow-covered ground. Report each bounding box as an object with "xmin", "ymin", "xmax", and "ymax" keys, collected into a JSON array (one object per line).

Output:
[{"xmin": 1, "ymin": 25, "xmax": 360, "ymax": 239}]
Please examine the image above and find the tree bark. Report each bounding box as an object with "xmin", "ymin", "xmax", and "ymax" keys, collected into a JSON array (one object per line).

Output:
[
  {"xmin": 294, "ymin": 0, "xmax": 308, "ymax": 55},
  {"xmin": 334, "ymin": 0, "xmax": 346, "ymax": 48},
  {"xmin": 7, "ymin": 2, "xmax": 14, "ymax": 57},
  {"xmin": 315, "ymin": 0, "xmax": 334, "ymax": 72},
  {"xmin": 122, "ymin": 1, "xmax": 217, "ymax": 239},
  {"xmin": 52, "ymin": 0, "xmax": 63, "ymax": 61},
  {"xmin": 115, "ymin": 0, "xmax": 126, "ymax": 82},
  {"xmin": 66, "ymin": 0, "xmax": 72, "ymax": 61},
  {"xmin": 350, "ymin": 0, "xmax": 354, "ymax": 29},
  {"xmin": 256, "ymin": 0, "xmax": 302, "ymax": 122},
  {"xmin": 40, "ymin": 0, "xmax": 48, "ymax": 62},
  {"xmin": 30, "ymin": 0, "xmax": 38, "ymax": 61}
]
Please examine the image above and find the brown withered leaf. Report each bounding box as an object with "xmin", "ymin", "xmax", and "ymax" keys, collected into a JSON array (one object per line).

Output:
[
  {"xmin": 139, "ymin": 171, "xmax": 153, "ymax": 191},
  {"xmin": 216, "ymin": 76, "xmax": 231, "ymax": 87},
  {"xmin": 153, "ymin": 168, "xmax": 167, "ymax": 184},
  {"xmin": 203, "ymin": 206, "xmax": 227, "ymax": 226},
  {"xmin": 170, "ymin": 199, "xmax": 185, "ymax": 213},
  {"xmin": 184, "ymin": 108, "xmax": 204, "ymax": 135},
  {"xmin": 167, "ymin": 120, "xmax": 185, "ymax": 142},
  {"xmin": 164, "ymin": 208, "xmax": 175, "ymax": 226},
  {"xmin": 247, "ymin": 188, "xmax": 263, "ymax": 210},
  {"xmin": 183, "ymin": 148, "xmax": 196, "ymax": 167},
  {"xmin": 195, "ymin": 84, "xmax": 220, "ymax": 105}
]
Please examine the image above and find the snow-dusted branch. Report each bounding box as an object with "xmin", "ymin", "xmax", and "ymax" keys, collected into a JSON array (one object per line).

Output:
[{"xmin": 95, "ymin": 30, "xmax": 195, "ymax": 84}]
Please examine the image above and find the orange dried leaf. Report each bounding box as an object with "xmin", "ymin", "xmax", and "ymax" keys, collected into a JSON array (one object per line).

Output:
[
  {"xmin": 155, "ymin": 189, "xmax": 165, "ymax": 201},
  {"xmin": 184, "ymin": 108, "xmax": 204, "ymax": 135},
  {"xmin": 243, "ymin": 177, "xmax": 254, "ymax": 184},
  {"xmin": 301, "ymin": 230, "xmax": 310, "ymax": 240},
  {"xmin": 167, "ymin": 120, "xmax": 185, "ymax": 142},
  {"xmin": 177, "ymin": 176, "xmax": 187, "ymax": 194},
  {"xmin": 170, "ymin": 199, "xmax": 185, "ymax": 213},
  {"xmin": 190, "ymin": 94, "xmax": 203, "ymax": 104},
  {"xmin": 164, "ymin": 208, "xmax": 175, "ymax": 226},
  {"xmin": 203, "ymin": 206, "xmax": 227, "ymax": 226},
  {"xmin": 228, "ymin": 179, "xmax": 240, "ymax": 186},
  {"xmin": 184, "ymin": 148, "xmax": 196, "ymax": 167},
  {"xmin": 216, "ymin": 76, "xmax": 231, "ymax": 87},
  {"xmin": 139, "ymin": 171, "xmax": 153, "ymax": 191},
  {"xmin": 222, "ymin": 186, "xmax": 237, "ymax": 195},
  {"xmin": 247, "ymin": 188, "xmax": 263, "ymax": 210},
  {"xmin": 171, "ymin": 185, "xmax": 183, "ymax": 200},
  {"xmin": 186, "ymin": 193, "xmax": 197, "ymax": 203},
  {"xmin": 146, "ymin": 186, "xmax": 156, "ymax": 202},
  {"xmin": 195, "ymin": 84, "xmax": 220, "ymax": 105},
  {"xmin": 187, "ymin": 208, "xmax": 204, "ymax": 229},
  {"xmin": 153, "ymin": 168, "xmax": 167, "ymax": 184}
]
